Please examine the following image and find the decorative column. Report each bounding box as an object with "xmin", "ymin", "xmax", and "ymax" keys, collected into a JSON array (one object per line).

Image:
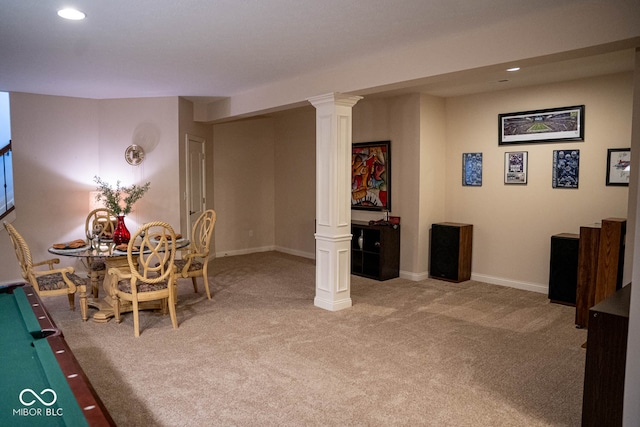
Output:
[{"xmin": 308, "ymin": 93, "xmax": 362, "ymax": 311}]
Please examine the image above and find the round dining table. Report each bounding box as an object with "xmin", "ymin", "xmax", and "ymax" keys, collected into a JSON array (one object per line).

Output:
[{"xmin": 48, "ymin": 238, "xmax": 189, "ymax": 322}]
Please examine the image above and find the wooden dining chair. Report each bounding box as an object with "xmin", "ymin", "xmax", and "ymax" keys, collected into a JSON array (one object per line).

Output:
[
  {"xmin": 175, "ymin": 209, "xmax": 217, "ymax": 299},
  {"xmin": 3, "ymin": 221, "xmax": 89, "ymax": 321},
  {"xmin": 84, "ymin": 208, "xmax": 116, "ymax": 298},
  {"xmin": 108, "ymin": 221, "xmax": 179, "ymax": 337}
]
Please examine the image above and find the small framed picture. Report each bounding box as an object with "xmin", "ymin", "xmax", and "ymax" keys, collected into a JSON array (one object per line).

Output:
[
  {"xmin": 606, "ymin": 148, "xmax": 630, "ymax": 186},
  {"xmin": 504, "ymin": 151, "xmax": 528, "ymax": 184},
  {"xmin": 552, "ymin": 149, "xmax": 580, "ymax": 188},
  {"xmin": 462, "ymin": 153, "xmax": 482, "ymax": 186}
]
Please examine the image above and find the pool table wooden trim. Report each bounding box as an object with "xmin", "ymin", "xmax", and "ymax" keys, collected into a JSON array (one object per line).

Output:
[{"xmin": 1, "ymin": 282, "xmax": 116, "ymax": 426}]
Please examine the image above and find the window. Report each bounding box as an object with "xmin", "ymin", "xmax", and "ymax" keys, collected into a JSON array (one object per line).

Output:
[
  {"xmin": 1, "ymin": 92, "xmax": 13, "ymax": 220},
  {"xmin": 1, "ymin": 142, "xmax": 14, "ymax": 219}
]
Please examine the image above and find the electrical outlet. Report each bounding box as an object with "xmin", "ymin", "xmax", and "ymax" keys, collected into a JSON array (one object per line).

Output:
[{"xmin": 248, "ymin": 230, "xmax": 254, "ymax": 237}]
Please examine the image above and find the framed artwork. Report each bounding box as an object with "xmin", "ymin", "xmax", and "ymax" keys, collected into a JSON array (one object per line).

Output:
[
  {"xmin": 352, "ymin": 141, "xmax": 391, "ymax": 211},
  {"xmin": 606, "ymin": 148, "xmax": 630, "ymax": 186},
  {"xmin": 552, "ymin": 149, "xmax": 580, "ymax": 188},
  {"xmin": 462, "ymin": 153, "xmax": 482, "ymax": 186},
  {"xmin": 504, "ymin": 151, "xmax": 528, "ymax": 184},
  {"xmin": 499, "ymin": 105, "xmax": 584, "ymax": 145}
]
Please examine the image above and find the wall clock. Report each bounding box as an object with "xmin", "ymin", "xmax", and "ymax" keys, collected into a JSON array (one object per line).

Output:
[{"xmin": 125, "ymin": 144, "xmax": 145, "ymax": 166}]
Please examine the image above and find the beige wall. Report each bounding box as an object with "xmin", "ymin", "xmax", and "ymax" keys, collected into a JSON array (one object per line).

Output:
[
  {"xmin": 212, "ymin": 118, "xmax": 276, "ymax": 256},
  {"xmin": 446, "ymin": 72, "xmax": 632, "ymax": 290},
  {"xmin": 0, "ymin": 94, "xmax": 182, "ymax": 283},
  {"xmin": 273, "ymin": 108, "xmax": 316, "ymax": 258}
]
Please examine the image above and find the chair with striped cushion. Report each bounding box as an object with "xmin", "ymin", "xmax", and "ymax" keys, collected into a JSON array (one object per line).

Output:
[
  {"xmin": 175, "ymin": 210, "xmax": 216, "ymax": 299},
  {"xmin": 4, "ymin": 221, "xmax": 89, "ymax": 321},
  {"xmin": 108, "ymin": 221, "xmax": 179, "ymax": 337}
]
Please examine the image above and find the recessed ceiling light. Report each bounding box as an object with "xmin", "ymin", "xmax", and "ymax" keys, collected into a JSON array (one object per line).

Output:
[
  {"xmin": 57, "ymin": 8, "xmax": 86, "ymax": 20},
  {"xmin": 506, "ymin": 67, "xmax": 520, "ymax": 72}
]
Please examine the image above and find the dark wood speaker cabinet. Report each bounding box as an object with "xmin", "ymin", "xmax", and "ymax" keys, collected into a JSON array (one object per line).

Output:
[
  {"xmin": 548, "ymin": 233, "xmax": 579, "ymax": 306},
  {"xmin": 351, "ymin": 221, "xmax": 400, "ymax": 281},
  {"xmin": 576, "ymin": 218, "xmax": 626, "ymax": 328},
  {"xmin": 429, "ymin": 223, "xmax": 473, "ymax": 282}
]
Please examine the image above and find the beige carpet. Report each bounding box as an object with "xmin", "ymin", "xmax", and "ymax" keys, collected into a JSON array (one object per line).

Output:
[{"xmin": 46, "ymin": 251, "xmax": 587, "ymax": 426}]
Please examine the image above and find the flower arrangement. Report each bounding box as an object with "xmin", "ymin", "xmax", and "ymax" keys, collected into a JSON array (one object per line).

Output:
[{"xmin": 94, "ymin": 176, "xmax": 151, "ymax": 215}]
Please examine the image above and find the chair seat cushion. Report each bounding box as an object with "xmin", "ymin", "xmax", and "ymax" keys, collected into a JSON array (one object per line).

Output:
[
  {"xmin": 36, "ymin": 272, "xmax": 86, "ymax": 291},
  {"xmin": 174, "ymin": 259, "xmax": 203, "ymax": 273},
  {"xmin": 117, "ymin": 278, "xmax": 170, "ymax": 293}
]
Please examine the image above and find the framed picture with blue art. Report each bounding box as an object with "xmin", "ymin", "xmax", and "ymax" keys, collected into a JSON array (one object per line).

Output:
[
  {"xmin": 352, "ymin": 141, "xmax": 391, "ymax": 211},
  {"xmin": 462, "ymin": 153, "xmax": 482, "ymax": 186},
  {"xmin": 552, "ymin": 149, "xmax": 580, "ymax": 188}
]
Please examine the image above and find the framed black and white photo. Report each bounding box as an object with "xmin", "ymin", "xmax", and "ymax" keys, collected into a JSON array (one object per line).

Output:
[
  {"xmin": 606, "ymin": 148, "xmax": 630, "ymax": 186},
  {"xmin": 504, "ymin": 151, "xmax": 528, "ymax": 184},
  {"xmin": 499, "ymin": 105, "xmax": 584, "ymax": 145},
  {"xmin": 552, "ymin": 149, "xmax": 580, "ymax": 189},
  {"xmin": 462, "ymin": 152, "xmax": 482, "ymax": 186}
]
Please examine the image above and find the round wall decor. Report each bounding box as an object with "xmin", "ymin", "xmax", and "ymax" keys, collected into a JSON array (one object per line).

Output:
[{"xmin": 125, "ymin": 144, "xmax": 145, "ymax": 166}]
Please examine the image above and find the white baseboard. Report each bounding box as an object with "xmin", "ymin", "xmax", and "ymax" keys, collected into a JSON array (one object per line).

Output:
[
  {"xmin": 470, "ymin": 273, "xmax": 547, "ymax": 294},
  {"xmin": 215, "ymin": 245, "xmax": 276, "ymax": 258},
  {"xmin": 400, "ymin": 270, "xmax": 429, "ymax": 281},
  {"xmin": 401, "ymin": 270, "xmax": 547, "ymax": 294},
  {"xmin": 274, "ymin": 246, "xmax": 315, "ymax": 260},
  {"xmin": 212, "ymin": 249, "xmax": 549, "ymax": 295}
]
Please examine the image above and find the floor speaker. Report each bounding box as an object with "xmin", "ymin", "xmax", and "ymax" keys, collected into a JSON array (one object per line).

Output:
[
  {"xmin": 548, "ymin": 233, "xmax": 579, "ymax": 305},
  {"xmin": 430, "ymin": 223, "xmax": 472, "ymax": 282}
]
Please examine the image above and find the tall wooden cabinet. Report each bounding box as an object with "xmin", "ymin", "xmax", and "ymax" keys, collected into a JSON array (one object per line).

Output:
[
  {"xmin": 429, "ymin": 223, "xmax": 473, "ymax": 282},
  {"xmin": 582, "ymin": 285, "xmax": 630, "ymax": 427},
  {"xmin": 575, "ymin": 218, "xmax": 626, "ymax": 328},
  {"xmin": 351, "ymin": 221, "xmax": 400, "ymax": 281}
]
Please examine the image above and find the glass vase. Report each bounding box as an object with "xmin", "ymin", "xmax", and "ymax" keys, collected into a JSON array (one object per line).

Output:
[{"xmin": 112, "ymin": 214, "xmax": 130, "ymax": 245}]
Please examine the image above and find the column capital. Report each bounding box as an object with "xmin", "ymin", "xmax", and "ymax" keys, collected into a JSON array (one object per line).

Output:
[{"xmin": 307, "ymin": 92, "xmax": 363, "ymax": 109}]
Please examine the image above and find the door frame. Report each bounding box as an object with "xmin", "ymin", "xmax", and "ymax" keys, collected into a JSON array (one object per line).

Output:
[{"xmin": 184, "ymin": 134, "xmax": 207, "ymax": 241}]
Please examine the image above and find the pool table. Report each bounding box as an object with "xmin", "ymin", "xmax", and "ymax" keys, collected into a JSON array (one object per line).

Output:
[{"xmin": 0, "ymin": 283, "xmax": 115, "ymax": 426}]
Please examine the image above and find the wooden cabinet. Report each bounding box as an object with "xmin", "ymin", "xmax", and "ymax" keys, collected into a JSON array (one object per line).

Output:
[
  {"xmin": 429, "ymin": 223, "xmax": 473, "ymax": 282},
  {"xmin": 351, "ymin": 221, "xmax": 400, "ymax": 281},
  {"xmin": 582, "ymin": 284, "xmax": 630, "ymax": 427},
  {"xmin": 576, "ymin": 218, "xmax": 626, "ymax": 328},
  {"xmin": 548, "ymin": 233, "xmax": 579, "ymax": 305}
]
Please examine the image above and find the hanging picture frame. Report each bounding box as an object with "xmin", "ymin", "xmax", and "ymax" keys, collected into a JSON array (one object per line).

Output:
[
  {"xmin": 499, "ymin": 105, "xmax": 584, "ymax": 145},
  {"xmin": 552, "ymin": 149, "xmax": 580, "ymax": 188},
  {"xmin": 352, "ymin": 141, "xmax": 391, "ymax": 211},
  {"xmin": 606, "ymin": 148, "xmax": 630, "ymax": 186},
  {"xmin": 462, "ymin": 153, "xmax": 483, "ymax": 186},
  {"xmin": 504, "ymin": 151, "xmax": 528, "ymax": 184}
]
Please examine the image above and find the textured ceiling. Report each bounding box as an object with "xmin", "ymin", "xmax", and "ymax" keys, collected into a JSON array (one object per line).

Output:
[{"xmin": 0, "ymin": 0, "xmax": 634, "ymax": 101}]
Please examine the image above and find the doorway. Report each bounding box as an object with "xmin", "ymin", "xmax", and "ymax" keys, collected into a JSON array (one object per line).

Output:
[{"xmin": 185, "ymin": 134, "xmax": 206, "ymax": 240}]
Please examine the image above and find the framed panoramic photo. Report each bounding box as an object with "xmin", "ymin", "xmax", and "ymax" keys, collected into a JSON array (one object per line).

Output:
[
  {"xmin": 499, "ymin": 105, "xmax": 584, "ymax": 145},
  {"xmin": 552, "ymin": 149, "xmax": 580, "ymax": 188},
  {"xmin": 462, "ymin": 153, "xmax": 482, "ymax": 186},
  {"xmin": 352, "ymin": 141, "xmax": 391, "ymax": 211},
  {"xmin": 606, "ymin": 148, "xmax": 630, "ymax": 186},
  {"xmin": 504, "ymin": 151, "xmax": 528, "ymax": 184}
]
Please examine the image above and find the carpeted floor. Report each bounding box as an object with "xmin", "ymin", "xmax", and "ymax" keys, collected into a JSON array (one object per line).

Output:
[{"xmin": 46, "ymin": 251, "xmax": 587, "ymax": 426}]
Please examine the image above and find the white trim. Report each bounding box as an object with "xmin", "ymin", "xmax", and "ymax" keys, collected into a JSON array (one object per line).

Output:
[
  {"xmin": 215, "ymin": 245, "xmax": 276, "ymax": 258},
  {"xmin": 274, "ymin": 246, "xmax": 315, "ymax": 260},
  {"xmin": 470, "ymin": 273, "xmax": 547, "ymax": 294},
  {"xmin": 400, "ymin": 270, "xmax": 429, "ymax": 281}
]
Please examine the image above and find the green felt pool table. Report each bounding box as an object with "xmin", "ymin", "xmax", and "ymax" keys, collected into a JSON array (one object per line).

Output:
[{"xmin": 0, "ymin": 283, "xmax": 115, "ymax": 426}]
